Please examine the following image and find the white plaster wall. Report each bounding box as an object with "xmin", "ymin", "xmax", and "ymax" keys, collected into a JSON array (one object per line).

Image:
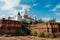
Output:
[
  {"xmin": 24, "ymin": 18, "xmax": 31, "ymax": 23},
  {"xmin": 10, "ymin": 15, "xmax": 22, "ymax": 21},
  {"xmin": 17, "ymin": 15, "xmax": 22, "ymax": 21}
]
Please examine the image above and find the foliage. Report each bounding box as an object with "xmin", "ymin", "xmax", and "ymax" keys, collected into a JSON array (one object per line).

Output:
[
  {"xmin": 38, "ymin": 19, "xmax": 44, "ymax": 23},
  {"xmin": 21, "ymin": 19, "xmax": 27, "ymax": 24},
  {"xmin": 33, "ymin": 19, "xmax": 44, "ymax": 24},
  {"xmin": 48, "ymin": 18, "xmax": 56, "ymax": 22},
  {"xmin": 57, "ymin": 23, "xmax": 60, "ymax": 27},
  {"xmin": 33, "ymin": 20, "xmax": 39, "ymax": 24},
  {"xmin": 37, "ymin": 31, "xmax": 44, "ymax": 37},
  {"xmin": 44, "ymin": 32, "xmax": 51, "ymax": 38},
  {"xmin": 2, "ymin": 34, "xmax": 12, "ymax": 37},
  {"xmin": 27, "ymin": 24, "xmax": 31, "ymax": 30},
  {"xmin": 30, "ymin": 30, "xmax": 37, "ymax": 36},
  {"xmin": 16, "ymin": 27, "xmax": 31, "ymax": 36},
  {"xmin": 30, "ymin": 21, "xmax": 33, "ymax": 24}
]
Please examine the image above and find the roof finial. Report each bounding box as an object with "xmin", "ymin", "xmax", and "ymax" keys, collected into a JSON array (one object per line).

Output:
[
  {"xmin": 25, "ymin": 9, "xmax": 27, "ymax": 14},
  {"xmin": 24, "ymin": 9, "xmax": 28, "ymax": 16}
]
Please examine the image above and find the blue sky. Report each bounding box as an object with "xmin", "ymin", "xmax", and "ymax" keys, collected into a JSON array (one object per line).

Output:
[{"xmin": 0, "ymin": 0, "xmax": 60, "ymax": 22}]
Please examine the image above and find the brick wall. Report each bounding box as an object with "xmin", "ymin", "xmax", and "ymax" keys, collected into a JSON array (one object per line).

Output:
[
  {"xmin": 0, "ymin": 19, "xmax": 22, "ymax": 34},
  {"xmin": 31, "ymin": 22, "xmax": 60, "ymax": 33}
]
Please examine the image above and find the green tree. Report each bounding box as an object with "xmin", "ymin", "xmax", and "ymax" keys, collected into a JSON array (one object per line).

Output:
[
  {"xmin": 16, "ymin": 27, "xmax": 31, "ymax": 36},
  {"xmin": 30, "ymin": 21, "xmax": 33, "ymax": 24},
  {"xmin": 48, "ymin": 18, "xmax": 56, "ymax": 22},
  {"xmin": 33, "ymin": 20, "xmax": 39, "ymax": 24},
  {"xmin": 38, "ymin": 19, "xmax": 44, "ymax": 23},
  {"xmin": 21, "ymin": 19, "xmax": 27, "ymax": 24}
]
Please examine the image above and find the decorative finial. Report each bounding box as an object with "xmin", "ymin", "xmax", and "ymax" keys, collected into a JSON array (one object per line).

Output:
[{"xmin": 25, "ymin": 9, "xmax": 27, "ymax": 14}]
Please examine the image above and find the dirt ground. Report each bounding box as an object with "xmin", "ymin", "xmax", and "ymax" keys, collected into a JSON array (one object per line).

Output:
[{"xmin": 0, "ymin": 36, "xmax": 60, "ymax": 40}]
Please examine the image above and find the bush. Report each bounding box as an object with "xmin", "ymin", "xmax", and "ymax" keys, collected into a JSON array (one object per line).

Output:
[
  {"xmin": 2, "ymin": 34, "xmax": 8, "ymax": 37},
  {"xmin": 21, "ymin": 19, "xmax": 28, "ymax": 24},
  {"xmin": 0, "ymin": 34, "xmax": 2, "ymax": 36},
  {"xmin": 44, "ymin": 32, "xmax": 51, "ymax": 38},
  {"xmin": 33, "ymin": 20, "xmax": 39, "ymax": 24},
  {"xmin": 31, "ymin": 30, "xmax": 37, "ymax": 36},
  {"xmin": 2, "ymin": 34, "xmax": 12, "ymax": 37},
  {"xmin": 16, "ymin": 27, "xmax": 31, "ymax": 36},
  {"xmin": 37, "ymin": 31, "xmax": 44, "ymax": 37}
]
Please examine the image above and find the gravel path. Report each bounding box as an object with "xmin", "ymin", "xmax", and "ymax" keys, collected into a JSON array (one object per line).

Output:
[{"xmin": 0, "ymin": 36, "xmax": 60, "ymax": 40}]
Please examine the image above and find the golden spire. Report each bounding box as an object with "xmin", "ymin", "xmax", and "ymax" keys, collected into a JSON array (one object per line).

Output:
[{"xmin": 24, "ymin": 10, "xmax": 28, "ymax": 16}]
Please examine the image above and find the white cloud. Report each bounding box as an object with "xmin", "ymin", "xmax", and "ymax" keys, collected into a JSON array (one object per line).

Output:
[
  {"xmin": 56, "ymin": 20, "xmax": 60, "ymax": 23},
  {"xmin": 31, "ymin": 0, "xmax": 36, "ymax": 2},
  {"xmin": 0, "ymin": 1, "xmax": 5, "ymax": 7},
  {"xmin": 55, "ymin": 12, "xmax": 60, "ymax": 16},
  {"xmin": 45, "ymin": 4, "xmax": 51, "ymax": 8},
  {"xmin": 33, "ymin": 3, "xmax": 38, "ymax": 6},
  {"xmin": 50, "ymin": 4, "xmax": 60, "ymax": 16},
  {"xmin": 0, "ymin": 0, "xmax": 20, "ymax": 17},
  {"xmin": 17, "ymin": 5, "xmax": 31, "ymax": 16},
  {"xmin": 20, "ymin": 5, "xmax": 31, "ymax": 11},
  {"xmin": 0, "ymin": 15, "xmax": 5, "ymax": 18},
  {"xmin": 0, "ymin": 0, "xmax": 31, "ymax": 19},
  {"xmin": 1, "ymin": 0, "xmax": 20, "ymax": 10},
  {"xmin": 50, "ymin": 4, "xmax": 60, "ymax": 12}
]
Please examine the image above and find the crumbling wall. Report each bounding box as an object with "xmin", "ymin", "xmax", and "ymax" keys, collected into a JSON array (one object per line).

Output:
[
  {"xmin": 0, "ymin": 19, "xmax": 22, "ymax": 34},
  {"xmin": 31, "ymin": 22, "xmax": 59, "ymax": 33}
]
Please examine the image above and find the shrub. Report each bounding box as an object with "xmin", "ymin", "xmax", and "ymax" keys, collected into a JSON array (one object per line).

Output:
[
  {"xmin": 31, "ymin": 30, "xmax": 37, "ymax": 36},
  {"xmin": 16, "ymin": 27, "xmax": 31, "ymax": 36},
  {"xmin": 0, "ymin": 34, "xmax": 2, "ymax": 36},
  {"xmin": 21, "ymin": 19, "xmax": 27, "ymax": 24},
  {"xmin": 44, "ymin": 32, "xmax": 51, "ymax": 38},
  {"xmin": 7, "ymin": 34, "xmax": 12, "ymax": 37},
  {"xmin": 16, "ymin": 28, "xmax": 27, "ymax": 36},
  {"xmin": 2, "ymin": 34, "xmax": 12, "ymax": 37},
  {"xmin": 33, "ymin": 20, "xmax": 39, "ymax": 24},
  {"xmin": 37, "ymin": 31, "xmax": 44, "ymax": 37},
  {"xmin": 2, "ymin": 34, "xmax": 8, "ymax": 37}
]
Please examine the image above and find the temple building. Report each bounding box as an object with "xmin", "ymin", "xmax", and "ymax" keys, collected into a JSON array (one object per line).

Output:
[
  {"xmin": 0, "ymin": 10, "xmax": 36, "ymax": 34},
  {"xmin": 8, "ymin": 10, "xmax": 35, "ymax": 23},
  {"xmin": 23, "ymin": 11, "xmax": 34, "ymax": 23},
  {"xmin": 8, "ymin": 12, "xmax": 22, "ymax": 21},
  {"xmin": 0, "ymin": 10, "xmax": 60, "ymax": 34}
]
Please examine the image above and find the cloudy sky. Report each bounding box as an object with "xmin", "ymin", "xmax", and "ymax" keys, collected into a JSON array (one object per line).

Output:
[{"xmin": 0, "ymin": 0, "xmax": 60, "ymax": 22}]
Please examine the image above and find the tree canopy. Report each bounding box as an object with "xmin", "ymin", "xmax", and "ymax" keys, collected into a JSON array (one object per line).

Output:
[
  {"xmin": 21, "ymin": 19, "xmax": 27, "ymax": 24},
  {"xmin": 48, "ymin": 18, "xmax": 56, "ymax": 23}
]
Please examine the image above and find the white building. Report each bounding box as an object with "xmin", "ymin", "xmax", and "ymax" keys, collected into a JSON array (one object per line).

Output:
[
  {"xmin": 8, "ymin": 12, "xmax": 22, "ymax": 21},
  {"xmin": 8, "ymin": 11, "xmax": 35, "ymax": 23}
]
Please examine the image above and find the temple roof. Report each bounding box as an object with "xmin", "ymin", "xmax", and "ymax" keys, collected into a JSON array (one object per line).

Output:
[{"xmin": 24, "ymin": 13, "xmax": 28, "ymax": 16}]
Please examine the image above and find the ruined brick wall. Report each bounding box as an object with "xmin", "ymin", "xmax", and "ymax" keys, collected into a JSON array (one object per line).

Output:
[
  {"xmin": 0, "ymin": 19, "xmax": 22, "ymax": 34},
  {"xmin": 31, "ymin": 22, "xmax": 60, "ymax": 33}
]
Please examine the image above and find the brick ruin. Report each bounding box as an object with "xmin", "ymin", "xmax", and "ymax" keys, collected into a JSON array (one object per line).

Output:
[
  {"xmin": 31, "ymin": 22, "xmax": 60, "ymax": 34},
  {"xmin": 0, "ymin": 18, "xmax": 60, "ymax": 34},
  {"xmin": 0, "ymin": 19, "xmax": 22, "ymax": 34}
]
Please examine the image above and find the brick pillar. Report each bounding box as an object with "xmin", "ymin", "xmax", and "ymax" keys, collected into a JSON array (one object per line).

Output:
[
  {"xmin": 47, "ymin": 23, "xmax": 52, "ymax": 33},
  {"xmin": 46, "ymin": 23, "xmax": 49, "ymax": 32}
]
